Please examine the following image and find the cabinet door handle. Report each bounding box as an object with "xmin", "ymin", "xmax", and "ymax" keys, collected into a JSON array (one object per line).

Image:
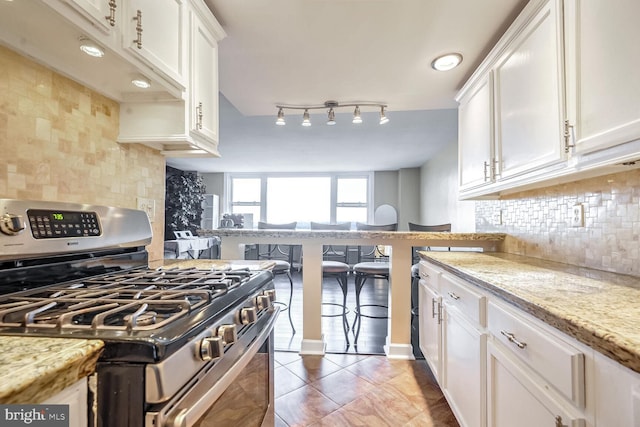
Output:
[
  {"xmin": 500, "ymin": 330, "xmax": 527, "ymax": 349},
  {"xmin": 564, "ymin": 119, "xmax": 575, "ymax": 153},
  {"xmin": 447, "ymin": 291, "xmax": 460, "ymax": 300},
  {"xmin": 133, "ymin": 10, "xmax": 143, "ymax": 49},
  {"xmin": 483, "ymin": 161, "xmax": 490, "ymax": 181},
  {"xmin": 196, "ymin": 102, "xmax": 203, "ymax": 130},
  {"xmin": 431, "ymin": 298, "xmax": 437, "ymax": 318},
  {"xmin": 105, "ymin": 0, "xmax": 117, "ymax": 27}
]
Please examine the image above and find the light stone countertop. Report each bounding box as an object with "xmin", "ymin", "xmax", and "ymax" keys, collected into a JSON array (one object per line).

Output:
[
  {"xmin": 419, "ymin": 251, "xmax": 640, "ymax": 374},
  {"xmin": 200, "ymin": 228, "xmax": 506, "ymax": 242},
  {"xmin": 0, "ymin": 337, "xmax": 104, "ymax": 404},
  {"xmin": 159, "ymin": 259, "xmax": 276, "ymax": 270}
]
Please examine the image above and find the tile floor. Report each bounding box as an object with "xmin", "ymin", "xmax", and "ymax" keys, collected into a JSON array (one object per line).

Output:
[{"xmin": 274, "ymin": 351, "xmax": 460, "ymax": 427}]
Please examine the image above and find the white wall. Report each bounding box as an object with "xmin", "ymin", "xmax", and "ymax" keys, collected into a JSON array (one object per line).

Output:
[{"xmin": 419, "ymin": 141, "xmax": 476, "ymax": 232}]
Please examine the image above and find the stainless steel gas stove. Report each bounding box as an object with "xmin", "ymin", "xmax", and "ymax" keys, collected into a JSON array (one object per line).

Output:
[{"xmin": 0, "ymin": 199, "xmax": 278, "ymax": 427}]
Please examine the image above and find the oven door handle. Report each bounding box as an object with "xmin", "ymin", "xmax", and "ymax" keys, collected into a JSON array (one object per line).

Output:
[{"xmin": 158, "ymin": 307, "xmax": 279, "ymax": 427}]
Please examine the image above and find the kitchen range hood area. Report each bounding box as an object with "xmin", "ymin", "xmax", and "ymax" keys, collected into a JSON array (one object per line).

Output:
[{"xmin": 1, "ymin": 1, "xmax": 640, "ymax": 427}]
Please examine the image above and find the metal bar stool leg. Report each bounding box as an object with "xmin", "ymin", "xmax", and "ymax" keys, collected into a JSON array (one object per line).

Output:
[
  {"xmin": 336, "ymin": 272, "xmax": 350, "ymax": 345},
  {"xmin": 285, "ymin": 270, "xmax": 296, "ymax": 334},
  {"xmin": 353, "ymin": 272, "xmax": 366, "ymax": 346}
]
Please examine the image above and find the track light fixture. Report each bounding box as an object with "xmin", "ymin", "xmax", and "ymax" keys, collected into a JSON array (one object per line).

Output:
[{"xmin": 275, "ymin": 100, "xmax": 389, "ymax": 126}]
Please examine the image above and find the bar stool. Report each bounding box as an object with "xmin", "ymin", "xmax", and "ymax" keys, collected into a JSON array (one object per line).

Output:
[
  {"xmin": 352, "ymin": 222, "xmax": 398, "ymax": 346},
  {"xmin": 309, "ymin": 221, "xmax": 351, "ymax": 345},
  {"xmin": 256, "ymin": 221, "xmax": 297, "ymax": 333}
]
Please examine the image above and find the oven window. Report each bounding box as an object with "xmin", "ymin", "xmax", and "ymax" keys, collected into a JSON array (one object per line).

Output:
[{"xmin": 194, "ymin": 344, "xmax": 270, "ymax": 426}]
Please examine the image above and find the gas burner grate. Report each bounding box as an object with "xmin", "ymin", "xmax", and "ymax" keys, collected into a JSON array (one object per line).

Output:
[{"xmin": 0, "ymin": 268, "xmax": 260, "ymax": 332}]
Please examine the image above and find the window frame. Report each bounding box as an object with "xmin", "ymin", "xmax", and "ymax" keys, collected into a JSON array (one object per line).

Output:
[{"xmin": 224, "ymin": 172, "xmax": 374, "ymax": 225}]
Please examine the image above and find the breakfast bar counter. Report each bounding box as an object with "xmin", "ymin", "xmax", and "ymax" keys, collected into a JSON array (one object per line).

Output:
[{"xmin": 198, "ymin": 228, "xmax": 505, "ymax": 358}]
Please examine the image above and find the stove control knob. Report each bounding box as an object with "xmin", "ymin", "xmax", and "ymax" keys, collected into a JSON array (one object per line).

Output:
[
  {"xmin": 217, "ymin": 324, "xmax": 237, "ymax": 345},
  {"xmin": 263, "ymin": 289, "xmax": 276, "ymax": 302},
  {"xmin": 0, "ymin": 214, "xmax": 25, "ymax": 236},
  {"xmin": 199, "ymin": 336, "xmax": 223, "ymax": 361},
  {"xmin": 238, "ymin": 307, "xmax": 257, "ymax": 325},
  {"xmin": 256, "ymin": 295, "xmax": 272, "ymax": 311}
]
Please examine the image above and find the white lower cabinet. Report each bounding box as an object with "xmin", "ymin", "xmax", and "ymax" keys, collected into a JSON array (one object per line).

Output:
[
  {"xmin": 43, "ymin": 378, "xmax": 88, "ymax": 427},
  {"xmin": 487, "ymin": 341, "xmax": 585, "ymax": 427},
  {"xmin": 442, "ymin": 304, "xmax": 486, "ymax": 427},
  {"xmin": 592, "ymin": 351, "xmax": 640, "ymax": 427},
  {"xmin": 419, "ymin": 258, "xmax": 640, "ymax": 427},
  {"xmin": 418, "ymin": 280, "xmax": 442, "ymax": 381}
]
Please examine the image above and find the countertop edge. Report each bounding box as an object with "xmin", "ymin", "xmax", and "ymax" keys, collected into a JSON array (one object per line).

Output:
[{"xmin": 0, "ymin": 338, "xmax": 104, "ymax": 404}]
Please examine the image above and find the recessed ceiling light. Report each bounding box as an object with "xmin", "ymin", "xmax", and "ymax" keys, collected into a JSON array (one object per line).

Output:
[
  {"xmin": 78, "ymin": 36, "xmax": 105, "ymax": 58},
  {"xmin": 431, "ymin": 53, "xmax": 463, "ymax": 71},
  {"xmin": 131, "ymin": 75, "xmax": 151, "ymax": 89}
]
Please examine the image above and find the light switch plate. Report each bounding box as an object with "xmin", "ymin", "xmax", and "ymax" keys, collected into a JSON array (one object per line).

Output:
[
  {"xmin": 570, "ymin": 204, "xmax": 584, "ymax": 227},
  {"xmin": 137, "ymin": 198, "xmax": 155, "ymax": 223}
]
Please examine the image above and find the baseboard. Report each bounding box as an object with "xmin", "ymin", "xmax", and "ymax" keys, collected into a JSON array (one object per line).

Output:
[
  {"xmin": 300, "ymin": 336, "xmax": 326, "ymax": 355},
  {"xmin": 384, "ymin": 342, "xmax": 416, "ymax": 360}
]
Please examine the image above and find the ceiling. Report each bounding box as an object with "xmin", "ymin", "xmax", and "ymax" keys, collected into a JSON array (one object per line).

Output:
[{"xmin": 167, "ymin": 0, "xmax": 528, "ymax": 173}]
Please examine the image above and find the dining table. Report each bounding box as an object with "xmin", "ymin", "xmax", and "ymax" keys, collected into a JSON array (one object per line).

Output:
[{"xmin": 198, "ymin": 228, "xmax": 506, "ymax": 359}]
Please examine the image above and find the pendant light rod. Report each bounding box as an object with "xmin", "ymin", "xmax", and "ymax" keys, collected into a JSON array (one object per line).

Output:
[
  {"xmin": 275, "ymin": 100, "xmax": 389, "ymax": 126},
  {"xmin": 275, "ymin": 100, "xmax": 387, "ymax": 110}
]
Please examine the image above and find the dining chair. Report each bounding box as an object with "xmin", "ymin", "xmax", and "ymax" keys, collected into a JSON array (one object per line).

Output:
[
  {"xmin": 256, "ymin": 221, "xmax": 297, "ymax": 333},
  {"xmin": 309, "ymin": 221, "xmax": 352, "ymax": 345},
  {"xmin": 352, "ymin": 222, "xmax": 398, "ymax": 346}
]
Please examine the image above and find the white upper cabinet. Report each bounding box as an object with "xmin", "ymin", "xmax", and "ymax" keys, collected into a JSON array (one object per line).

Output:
[
  {"xmin": 122, "ymin": 0, "xmax": 187, "ymax": 89},
  {"xmin": 494, "ymin": 0, "xmax": 566, "ymax": 180},
  {"xmin": 117, "ymin": 0, "xmax": 226, "ymax": 156},
  {"xmin": 458, "ymin": 74, "xmax": 495, "ymax": 191},
  {"xmin": 564, "ymin": 0, "xmax": 640, "ymax": 156},
  {"xmin": 63, "ymin": 0, "xmax": 117, "ymax": 36},
  {"xmin": 189, "ymin": 2, "xmax": 221, "ymax": 146},
  {"xmin": 457, "ymin": 0, "xmax": 640, "ymax": 199}
]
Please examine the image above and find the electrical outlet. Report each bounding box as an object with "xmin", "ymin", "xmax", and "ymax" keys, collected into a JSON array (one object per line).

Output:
[
  {"xmin": 570, "ymin": 204, "xmax": 584, "ymax": 227},
  {"xmin": 137, "ymin": 198, "xmax": 155, "ymax": 223},
  {"xmin": 492, "ymin": 210, "xmax": 503, "ymax": 225}
]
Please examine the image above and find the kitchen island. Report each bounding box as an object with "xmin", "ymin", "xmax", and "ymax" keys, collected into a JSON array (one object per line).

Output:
[{"xmin": 199, "ymin": 228, "xmax": 505, "ymax": 358}]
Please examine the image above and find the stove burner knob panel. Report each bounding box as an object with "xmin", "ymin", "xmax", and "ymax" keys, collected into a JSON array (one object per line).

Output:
[
  {"xmin": 256, "ymin": 295, "xmax": 272, "ymax": 311},
  {"xmin": 198, "ymin": 336, "xmax": 224, "ymax": 361},
  {"xmin": 237, "ymin": 307, "xmax": 257, "ymax": 325},
  {"xmin": 217, "ymin": 324, "xmax": 237, "ymax": 345}
]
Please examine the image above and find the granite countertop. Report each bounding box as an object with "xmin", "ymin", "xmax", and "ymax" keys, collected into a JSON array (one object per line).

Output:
[
  {"xmin": 0, "ymin": 337, "xmax": 104, "ymax": 404},
  {"xmin": 199, "ymin": 228, "xmax": 506, "ymax": 242},
  {"xmin": 420, "ymin": 251, "xmax": 640, "ymax": 374},
  {"xmin": 158, "ymin": 259, "xmax": 276, "ymax": 270}
]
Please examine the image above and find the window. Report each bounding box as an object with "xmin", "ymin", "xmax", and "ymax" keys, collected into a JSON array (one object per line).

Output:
[
  {"xmin": 225, "ymin": 173, "xmax": 371, "ymax": 227},
  {"xmin": 229, "ymin": 177, "xmax": 261, "ymax": 220}
]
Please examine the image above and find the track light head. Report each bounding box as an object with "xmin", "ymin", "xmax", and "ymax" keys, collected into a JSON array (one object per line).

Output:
[
  {"xmin": 352, "ymin": 106, "xmax": 362, "ymax": 124},
  {"xmin": 379, "ymin": 106, "xmax": 389, "ymax": 125},
  {"xmin": 276, "ymin": 108, "xmax": 286, "ymax": 125},
  {"xmin": 302, "ymin": 109, "xmax": 311, "ymax": 127},
  {"xmin": 327, "ymin": 108, "xmax": 336, "ymax": 125}
]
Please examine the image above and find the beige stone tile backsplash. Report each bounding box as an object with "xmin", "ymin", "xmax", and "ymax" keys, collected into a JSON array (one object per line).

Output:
[
  {"xmin": 0, "ymin": 45, "xmax": 166, "ymax": 262},
  {"xmin": 476, "ymin": 168, "xmax": 640, "ymax": 277}
]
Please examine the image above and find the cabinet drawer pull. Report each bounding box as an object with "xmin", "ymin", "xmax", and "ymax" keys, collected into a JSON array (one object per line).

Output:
[
  {"xmin": 500, "ymin": 330, "xmax": 527, "ymax": 349},
  {"xmin": 447, "ymin": 291, "xmax": 460, "ymax": 300},
  {"xmin": 105, "ymin": 0, "xmax": 117, "ymax": 27}
]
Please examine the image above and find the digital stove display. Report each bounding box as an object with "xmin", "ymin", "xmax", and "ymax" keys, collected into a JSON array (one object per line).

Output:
[{"xmin": 27, "ymin": 209, "xmax": 101, "ymax": 239}]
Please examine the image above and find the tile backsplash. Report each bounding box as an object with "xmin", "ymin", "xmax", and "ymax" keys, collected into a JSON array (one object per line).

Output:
[
  {"xmin": 0, "ymin": 45, "xmax": 166, "ymax": 261},
  {"xmin": 476, "ymin": 168, "xmax": 640, "ymax": 277}
]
